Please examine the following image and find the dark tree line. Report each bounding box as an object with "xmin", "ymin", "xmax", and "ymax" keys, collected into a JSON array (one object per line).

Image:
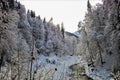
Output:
[
  {"xmin": 0, "ymin": 0, "xmax": 21, "ymax": 11},
  {"xmin": 9, "ymin": 0, "xmax": 14, "ymax": 9}
]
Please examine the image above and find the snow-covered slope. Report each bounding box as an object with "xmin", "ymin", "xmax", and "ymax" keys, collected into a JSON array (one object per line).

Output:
[
  {"xmin": 35, "ymin": 54, "xmax": 82, "ymax": 80},
  {"xmin": 0, "ymin": 0, "xmax": 120, "ymax": 80}
]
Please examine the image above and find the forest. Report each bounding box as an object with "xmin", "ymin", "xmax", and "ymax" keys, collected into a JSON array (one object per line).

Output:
[{"xmin": 0, "ymin": 0, "xmax": 120, "ymax": 80}]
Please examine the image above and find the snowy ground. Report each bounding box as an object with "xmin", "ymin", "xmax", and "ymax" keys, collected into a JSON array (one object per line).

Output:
[
  {"xmin": 36, "ymin": 54, "xmax": 82, "ymax": 80},
  {"xmin": 34, "ymin": 54, "xmax": 115, "ymax": 80},
  {"xmin": 85, "ymin": 65, "xmax": 115, "ymax": 80},
  {"xmin": 0, "ymin": 53, "xmax": 115, "ymax": 80}
]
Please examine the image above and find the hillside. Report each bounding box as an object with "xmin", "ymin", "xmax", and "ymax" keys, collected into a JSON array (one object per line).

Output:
[{"xmin": 0, "ymin": 0, "xmax": 120, "ymax": 80}]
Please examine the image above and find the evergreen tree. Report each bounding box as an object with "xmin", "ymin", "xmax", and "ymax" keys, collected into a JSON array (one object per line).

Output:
[
  {"xmin": 9, "ymin": 0, "xmax": 14, "ymax": 9},
  {"xmin": 43, "ymin": 17, "xmax": 46, "ymax": 23},
  {"xmin": 117, "ymin": 1, "xmax": 120, "ymax": 22},
  {"xmin": 37, "ymin": 15, "xmax": 41, "ymax": 19},
  {"xmin": 78, "ymin": 21, "xmax": 83, "ymax": 30},
  {"xmin": 87, "ymin": 0, "xmax": 92, "ymax": 12},
  {"xmin": 61, "ymin": 22, "xmax": 65, "ymax": 38},
  {"xmin": 27, "ymin": 10, "xmax": 30, "ymax": 13},
  {"xmin": 49, "ymin": 17, "xmax": 53, "ymax": 23},
  {"xmin": 31, "ymin": 10, "xmax": 35, "ymax": 18},
  {"xmin": 1, "ymin": 0, "xmax": 7, "ymax": 10},
  {"xmin": 17, "ymin": 1, "xmax": 20, "ymax": 9},
  {"xmin": 57, "ymin": 24, "xmax": 60, "ymax": 31}
]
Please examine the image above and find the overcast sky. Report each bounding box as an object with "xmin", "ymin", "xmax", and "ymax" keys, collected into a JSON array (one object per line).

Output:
[{"xmin": 18, "ymin": 0, "xmax": 102, "ymax": 32}]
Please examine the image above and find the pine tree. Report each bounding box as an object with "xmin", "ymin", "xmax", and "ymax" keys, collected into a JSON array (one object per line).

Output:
[
  {"xmin": 1, "ymin": 0, "xmax": 7, "ymax": 10},
  {"xmin": 0, "ymin": 50, "xmax": 4, "ymax": 71},
  {"xmin": 17, "ymin": 1, "xmax": 20, "ymax": 9},
  {"xmin": 117, "ymin": 1, "xmax": 120, "ymax": 22},
  {"xmin": 49, "ymin": 17, "xmax": 53, "ymax": 23},
  {"xmin": 9, "ymin": 0, "xmax": 14, "ymax": 9},
  {"xmin": 37, "ymin": 15, "xmax": 41, "ymax": 19},
  {"xmin": 57, "ymin": 24, "xmax": 60, "ymax": 31},
  {"xmin": 87, "ymin": 0, "xmax": 92, "ymax": 12},
  {"xmin": 27, "ymin": 10, "xmax": 30, "ymax": 13},
  {"xmin": 61, "ymin": 22, "xmax": 65, "ymax": 38},
  {"xmin": 78, "ymin": 21, "xmax": 83, "ymax": 30},
  {"xmin": 43, "ymin": 17, "xmax": 46, "ymax": 23},
  {"xmin": 31, "ymin": 10, "xmax": 35, "ymax": 18}
]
